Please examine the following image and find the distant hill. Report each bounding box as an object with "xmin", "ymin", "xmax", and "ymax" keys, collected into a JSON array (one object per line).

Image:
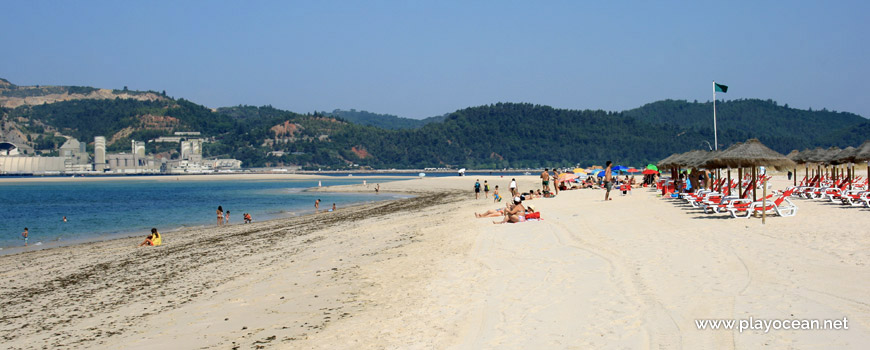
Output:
[
  {"xmin": 623, "ymin": 99, "xmax": 867, "ymax": 152},
  {"xmin": 325, "ymin": 109, "xmax": 445, "ymax": 129},
  {"xmin": 0, "ymin": 78, "xmax": 168, "ymax": 109},
  {"xmin": 2, "ymin": 77, "xmax": 867, "ymax": 168}
]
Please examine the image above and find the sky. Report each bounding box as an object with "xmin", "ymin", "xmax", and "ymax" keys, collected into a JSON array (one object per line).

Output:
[{"xmin": 1, "ymin": 1, "xmax": 868, "ymax": 119}]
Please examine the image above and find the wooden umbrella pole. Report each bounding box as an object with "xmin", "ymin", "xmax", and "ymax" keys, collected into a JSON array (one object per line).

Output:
[
  {"xmin": 762, "ymin": 174, "xmax": 767, "ymax": 224},
  {"xmin": 848, "ymin": 164, "xmax": 852, "ymax": 190},
  {"xmin": 752, "ymin": 166, "xmax": 757, "ymax": 201},
  {"xmin": 738, "ymin": 167, "xmax": 743, "ymax": 196},
  {"xmin": 727, "ymin": 168, "xmax": 732, "ymax": 195}
]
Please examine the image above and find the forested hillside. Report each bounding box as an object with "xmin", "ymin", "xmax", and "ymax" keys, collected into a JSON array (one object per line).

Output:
[
  {"xmin": 325, "ymin": 109, "xmax": 445, "ymax": 129},
  {"xmin": 623, "ymin": 99, "xmax": 866, "ymax": 152},
  {"xmin": 2, "ymin": 77, "xmax": 867, "ymax": 169}
]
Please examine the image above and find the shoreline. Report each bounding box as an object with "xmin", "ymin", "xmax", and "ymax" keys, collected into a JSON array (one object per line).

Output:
[
  {"xmin": 0, "ymin": 181, "xmax": 456, "ymax": 349},
  {"xmin": 0, "ymin": 186, "xmax": 414, "ymax": 257},
  {"xmin": 2, "ymin": 175, "xmax": 868, "ymax": 349},
  {"xmin": 0, "ymin": 173, "xmax": 414, "ymax": 183}
]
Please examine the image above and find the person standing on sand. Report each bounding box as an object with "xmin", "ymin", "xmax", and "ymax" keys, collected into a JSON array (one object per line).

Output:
[
  {"xmin": 483, "ymin": 180, "xmax": 490, "ymax": 199},
  {"xmin": 225, "ymin": 210, "xmax": 230, "ymax": 225},
  {"xmin": 541, "ymin": 169, "xmax": 550, "ymax": 193},
  {"xmin": 22, "ymin": 227, "xmax": 28, "ymax": 246},
  {"xmin": 376, "ymin": 184, "xmax": 380, "ymax": 194},
  {"xmin": 315, "ymin": 199, "xmax": 321, "ymax": 213},
  {"xmin": 510, "ymin": 178, "xmax": 518, "ymax": 197},
  {"xmin": 474, "ymin": 179, "xmax": 481, "ymax": 199},
  {"xmin": 217, "ymin": 206, "xmax": 223, "ymax": 226},
  {"xmin": 604, "ymin": 161, "xmax": 614, "ymax": 201},
  {"xmin": 493, "ymin": 185, "xmax": 501, "ymax": 202},
  {"xmin": 553, "ymin": 168, "xmax": 560, "ymax": 195}
]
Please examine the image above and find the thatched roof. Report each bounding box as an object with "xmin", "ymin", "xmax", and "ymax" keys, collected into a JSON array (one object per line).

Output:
[
  {"xmin": 830, "ymin": 146, "xmax": 858, "ymax": 165},
  {"xmin": 804, "ymin": 147, "xmax": 830, "ymax": 164},
  {"xmin": 855, "ymin": 140, "xmax": 870, "ymax": 162},
  {"xmin": 789, "ymin": 149, "xmax": 812, "ymax": 164},
  {"xmin": 656, "ymin": 153, "xmax": 681, "ymax": 168},
  {"xmin": 674, "ymin": 150, "xmax": 707, "ymax": 168},
  {"xmin": 785, "ymin": 150, "xmax": 800, "ymax": 161},
  {"xmin": 707, "ymin": 138, "xmax": 795, "ymax": 168},
  {"xmin": 817, "ymin": 146, "xmax": 843, "ymax": 165},
  {"xmin": 687, "ymin": 150, "xmax": 722, "ymax": 168}
]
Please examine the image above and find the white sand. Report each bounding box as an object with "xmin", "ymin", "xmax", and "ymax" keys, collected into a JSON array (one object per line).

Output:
[{"xmin": 1, "ymin": 174, "xmax": 868, "ymax": 349}]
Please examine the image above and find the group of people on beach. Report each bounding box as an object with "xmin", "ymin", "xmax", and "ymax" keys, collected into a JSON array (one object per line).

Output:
[
  {"xmin": 314, "ymin": 199, "xmax": 337, "ymax": 213},
  {"xmin": 475, "ymin": 195, "xmax": 540, "ymax": 224},
  {"xmin": 471, "ymin": 161, "xmax": 633, "ymax": 224}
]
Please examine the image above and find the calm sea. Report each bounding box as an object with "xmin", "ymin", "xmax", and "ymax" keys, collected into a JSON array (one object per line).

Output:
[{"xmin": 0, "ymin": 178, "xmax": 405, "ymax": 252}]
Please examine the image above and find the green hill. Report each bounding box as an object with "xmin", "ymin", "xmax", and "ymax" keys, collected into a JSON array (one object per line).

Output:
[
  {"xmin": 2, "ymin": 77, "xmax": 867, "ymax": 169},
  {"xmin": 325, "ymin": 109, "xmax": 445, "ymax": 129},
  {"xmin": 623, "ymin": 99, "xmax": 866, "ymax": 152}
]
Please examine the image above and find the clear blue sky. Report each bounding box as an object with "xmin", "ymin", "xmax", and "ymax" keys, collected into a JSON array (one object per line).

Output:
[{"xmin": 2, "ymin": 1, "xmax": 868, "ymax": 119}]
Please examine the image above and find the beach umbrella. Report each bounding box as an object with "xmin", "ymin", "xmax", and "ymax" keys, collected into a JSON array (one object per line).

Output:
[
  {"xmin": 612, "ymin": 165, "xmax": 629, "ymax": 172},
  {"xmin": 707, "ymin": 139, "xmax": 795, "ymax": 170},
  {"xmin": 785, "ymin": 150, "xmax": 801, "ymax": 186},
  {"xmin": 707, "ymin": 139, "xmax": 795, "ymax": 222},
  {"xmin": 656, "ymin": 153, "xmax": 680, "ymax": 168},
  {"xmin": 854, "ymin": 140, "xmax": 870, "ymax": 182},
  {"xmin": 789, "ymin": 148, "xmax": 819, "ymax": 185},
  {"xmin": 627, "ymin": 167, "xmax": 639, "ymax": 173},
  {"xmin": 831, "ymin": 146, "xmax": 858, "ymax": 165},
  {"xmin": 855, "ymin": 140, "xmax": 870, "ymax": 162},
  {"xmin": 573, "ymin": 168, "xmax": 585, "ymax": 174},
  {"xmin": 642, "ymin": 169, "xmax": 659, "ymax": 175},
  {"xmin": 819, "ymin": 146, "xmax": 842, "ymax": 165},
  {"xmin": 646, "ymin": 164, "xmax": 658, "ymax": 171},
  {"xmin": 596, "ymin": 170, "xmax": 606, "ymax": 177},
  {"xmin": 829, "ymin": 146, "xmax": 858, "ymax": 188}
]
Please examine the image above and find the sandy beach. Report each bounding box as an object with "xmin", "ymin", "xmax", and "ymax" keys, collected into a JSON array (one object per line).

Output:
[{"xmin": 1, "ymin": 174, "xmax": 868, "ymax": 349}]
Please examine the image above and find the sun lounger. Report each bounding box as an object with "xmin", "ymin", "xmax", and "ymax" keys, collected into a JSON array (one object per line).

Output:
[{"xmin": 727, "ymin": 188, "xmax": 797, "ymax": 218}]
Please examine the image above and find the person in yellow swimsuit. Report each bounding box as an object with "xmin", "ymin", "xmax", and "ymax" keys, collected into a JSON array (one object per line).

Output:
[{"xmin": 139, "ymin": 228, "xmax": 162, "ymax": 247}]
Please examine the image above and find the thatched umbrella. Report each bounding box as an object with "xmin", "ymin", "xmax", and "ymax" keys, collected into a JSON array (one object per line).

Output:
[
  {"xmin": 656, "ymin": 152, "xmax": 683, "ymax": 195},
  {"xmin": 831, "ymin": 146, "xmax": 858, "ymax": 189},
  {"xmin": 707, "ymin": 139, "xmax": 795, "ymax": 223},
  {"xmin": 656, "ymin": 153, "xmax": 682, "ymax": 169},
  {"xmin": 689, "ymin": 150, "xmax": 723, "ymax": 191},
  {"xmin": 803, "ymin": 147, "xmax": 829, "ymax": 180},
  {"xmin": 786, "ymin": 150, "xmax": 800, "ymax": 186},
  {"xmin": 855, "ymin": 140, "xmax": 870, "ymax": 181}
]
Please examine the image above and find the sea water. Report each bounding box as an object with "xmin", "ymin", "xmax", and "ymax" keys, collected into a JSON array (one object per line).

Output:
[{"xmin": 0, "ymin": 178, "xmax": 404, "ymax": 251}]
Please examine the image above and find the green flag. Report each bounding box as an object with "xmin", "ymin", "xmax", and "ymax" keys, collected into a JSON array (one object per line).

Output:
[{"xmin": 714, "ymin": 83, "xmax": 728, "ymax": 93}]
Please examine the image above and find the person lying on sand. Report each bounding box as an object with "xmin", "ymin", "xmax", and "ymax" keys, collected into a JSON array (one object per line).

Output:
[
  {"xmin": 138, "ymin": 228, "xmax": 162, "ymax": 247},
  {"xmin": 476, "ymin": 199, "xmax": 518, "ymax": 218},
  {"xmin": 493, "ymin": 197, "xmax": 526, "ymax": 224}
]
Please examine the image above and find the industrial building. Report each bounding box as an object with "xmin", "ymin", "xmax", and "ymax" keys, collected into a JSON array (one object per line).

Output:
[{"xmin": 1, "ymin": 133, "xmax": 242, "ymax": 175}]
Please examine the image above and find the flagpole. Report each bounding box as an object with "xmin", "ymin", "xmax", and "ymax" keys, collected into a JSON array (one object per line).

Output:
[{"xmin": 713, "ymin": 81, "xmax": 718, "ymax": 151}]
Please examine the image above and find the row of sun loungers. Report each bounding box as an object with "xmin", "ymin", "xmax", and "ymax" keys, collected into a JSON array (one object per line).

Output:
[
  {"xmin": 657, "ymin": 176, "xmax": 799, "ymax": 219},
  {"xmin": 787, "ymin": 175, "xmax": 870, "ymax": 207}
]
